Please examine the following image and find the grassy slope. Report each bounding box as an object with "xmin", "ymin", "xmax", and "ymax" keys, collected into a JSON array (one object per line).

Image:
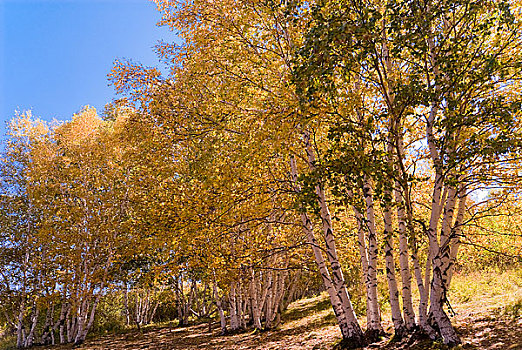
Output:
[{"xmin": 4, "ymin": 269, "xmax": 522, "ymax": 350}]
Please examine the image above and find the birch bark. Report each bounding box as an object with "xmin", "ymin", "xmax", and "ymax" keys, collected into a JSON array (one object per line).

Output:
[
  {"xmin": 41, "ymin": 303, "xmax": 53, "ymax": 345},
  {"xmin": 290, "ymin": 156, "xmax": 362, "ymax": 344},
  {"xmin": 394, "ymin": 183, "xmax": 415, "ymax": 329},
  {"xmin": 302, "ymin": 133, "xmax": 364, "ymax": 345},
  {"xmin": 423, "ymin": 21, "xmax": 461, "ymax": 344},
  {"xmin": 383, "ymin": 195, "xmax": 406, "ymax": 338},
  {"xmin": 76, "ymin": 292, "xmax": 102, "ymax": 344},
  {"xmin": 211, "ymin": 271, "xmax": 227, "ymax": 335},
  {"xmin": 58, "ymin": 300, "xmax": 68, "ymax": 344},
  {"xmin": 249, "ymin": 270, "xmax": 262, "ymax": 330},
  {"xmin": 15, "ymin": 294, "xmax": 26, "ymax": 349},
  {"xmin": 351, "ymin": 202, "xmax": 371, "ymax": 327},
  {"xmin": 361, "ymin": 177, "xmax": 384, "ymax": 336},
  {"xmin": 445, "ymin": 192, "xmax": 467, "ymax": 288},
  {"xmin": 23, "ymin": 300, "xmax": 39, "ymax": 347},
  {"xmin": 229, "ymin": 282, "xmax": 239, "ymax": 331}
]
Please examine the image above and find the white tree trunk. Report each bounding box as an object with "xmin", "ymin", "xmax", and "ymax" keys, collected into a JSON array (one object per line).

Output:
[
  {"xmin": 361, "ymin": 176, "xmax": 383, "ymax": 336},
  {"xmin": 211, "ymin": 277, "xmax": 227, "ymax": 335},
  {"xmin": 236, "ymin": 286, "xmax": 245, "ymax": 329},
  {"xmin": 394, "ymin": 183, "xmax": 416, "ymax": 330},
  {"xmin": 350, "ymin": 194, "xmax": 374, "ymax": 331},
  {"xmin": 229, "ymin": 282, "xmax": 240, "ymax": 331},
  {"xmin": 445, "ymin": 192, "xmax": 467, "ymax": 288},
  {"xmin": 249, "ymin": 270, "xmax": 262, "ymax": 330},
  {"xmin": 41, "ymin": 303, "xmax": 53, "ymax": 345},
  {"xmin": 58, "ymin": 300, "xmax": 68, "ymax": 344},
  {"xmin": 80, "ymin": 292, "xmax": 102, "ymax": 344},
  {"xmin": 383, "ymin": 197, "xmax": 406, "ymax": 338},
  {"xmin": 302, "ymin": 133, "xmax": 364, "ymax": 345},
  {"xmin": 23, "ymin": 300, "xmax": 39, "ymax": 348},
  {"xmin": 74, "ymin": 298, "xmax": 89, "ymax": 344},
  {"xmin": 425, "ymin": 75, "xmax": 461, "ymax": 344},
  {"xmin": 15, "ymin": 296, "xmax": 26, "ymax": 349},
  {"xmin": 266, "ymin": 270, "xmax": 286, "ymax": 329},
  {"xmin": 290, "ymin": 155, "xmax": 362, "ymax": 344}
]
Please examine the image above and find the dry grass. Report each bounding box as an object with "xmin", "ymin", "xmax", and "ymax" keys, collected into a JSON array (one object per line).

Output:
[{"xmin": 17, "ymin": 269, "xmax": 522, "ymax": 350}]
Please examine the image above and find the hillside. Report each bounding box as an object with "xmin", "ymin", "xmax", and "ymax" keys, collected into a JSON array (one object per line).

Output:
[{"xmin": 26, "ymin": 270, "xmax": 522, "ymax": 350}]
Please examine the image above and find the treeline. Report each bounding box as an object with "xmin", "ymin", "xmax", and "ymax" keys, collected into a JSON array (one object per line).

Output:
[
  {"xmin": 1, "ymin": 0, "xmax": 522, "ymax": 349},
  {"xmin": 0, "ymin": 109, "xmax": 323, "ymax": 347}
]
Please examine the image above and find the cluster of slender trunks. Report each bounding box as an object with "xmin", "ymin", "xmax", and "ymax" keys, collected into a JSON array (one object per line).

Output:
[
  {"xmin": 3, "ymin": 283, "xmax": 103, "ymax": 348},
  {"xmin": 288, "ymin": 126, "xmax": 467, "ymax": 348},
  {"xmin": 211, "ymin": 267, "xmax": 311, "ymax": 335}
]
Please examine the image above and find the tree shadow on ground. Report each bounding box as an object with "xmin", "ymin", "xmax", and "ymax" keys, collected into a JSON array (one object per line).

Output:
[{"xmin": 34, "ymin": 293, "xmax": 522, "ymax": 350}]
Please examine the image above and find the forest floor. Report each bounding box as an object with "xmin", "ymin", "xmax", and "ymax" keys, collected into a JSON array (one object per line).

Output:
[{"xmin": 32, "ymin": 270, "xmax": 522, "ymax": 350}]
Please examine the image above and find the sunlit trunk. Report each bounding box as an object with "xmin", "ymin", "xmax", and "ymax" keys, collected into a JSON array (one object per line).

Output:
[
  {"xmin": 445, "ymin": 192, "xmax": 467, "ymax": 288},
  {"xmin": 15, "ymin": 296, "xmax": 26, "ymax": 349},
  {"xmin": 302, "ymin": 133, "xmax": 365, "ymax": 345},
  {"xmin": 394, "ymin": 182, "xmax": 416, "ymax": 329},
  {"xmin": 249, "ymin": 269, "xmax": 262, "ymax": 330},
  {"xmin": 425, "ymin": 52, "xmax": 461, "ymax": 343},
  {"xmin": 24, "ymin": 300, "xmax": 39, "ymax": 347},
  {"xmin": 211, "ymin": 280, "xmax": 227, "ymax": 335},
  {"xmin": 351, "ymin": 201, "xmax": 372, "ymax": 329},
  {"xmin": 361, "ymin": 176, "xmax": 383, "ymax": 336},
  {"xmin": 229, "ymin": 282, "xmax": 240, "ymax": 331},
  {"xmin": 383, "ymin": 197, "xmax": 406, "ymax": 338},
  {"xmin": 290, "ymin": 155, "xmax": 363, "ymax": 344}
]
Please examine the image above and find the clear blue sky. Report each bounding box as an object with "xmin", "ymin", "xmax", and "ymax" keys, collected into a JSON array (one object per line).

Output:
[{"xmin": 0, "ymin": 0, "xmax": 179, "ymax": 134}]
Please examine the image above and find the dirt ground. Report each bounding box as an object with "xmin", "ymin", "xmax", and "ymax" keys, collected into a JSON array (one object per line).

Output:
[{"xmin": 34, "ymin": 289, "xmax": 522, "ymax": 350}]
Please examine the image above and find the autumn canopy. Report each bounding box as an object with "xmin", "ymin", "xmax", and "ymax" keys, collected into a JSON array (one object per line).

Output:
[{"xmin": 1, "ymin": 0, "xmax": 522, "ymax": 349}]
